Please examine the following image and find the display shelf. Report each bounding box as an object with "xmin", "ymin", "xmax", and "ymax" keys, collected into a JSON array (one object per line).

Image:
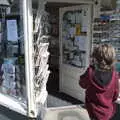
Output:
[{"xmin": 92, "ymin": 10, "xmax": 120, "ymax": 61}]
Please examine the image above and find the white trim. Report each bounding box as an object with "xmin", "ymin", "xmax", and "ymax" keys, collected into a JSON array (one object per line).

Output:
[
  {"xmin": 45, "ymin": 0, "xmax": 94, "ymax": 4},
  {"xmin": 23, "ymin": 0, "xmax": 36, "ymax": 118},
  {"xmin": 46, "ymin": 104, "xmax": 85, "ymax": 111},
  {"xmin": 0, "ymin": 93, "xmax": 27, "ymax": 116}
]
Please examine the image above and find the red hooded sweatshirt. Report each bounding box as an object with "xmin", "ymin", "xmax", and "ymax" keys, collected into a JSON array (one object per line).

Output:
[{"xmin": 79, "ymin": 66, "xmax": 119, "ymax": 120}]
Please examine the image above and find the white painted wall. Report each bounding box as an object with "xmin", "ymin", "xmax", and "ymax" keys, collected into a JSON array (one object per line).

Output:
[{"xmin": 0, "ymin": 0, "xmax": 9, "ymax": 5}]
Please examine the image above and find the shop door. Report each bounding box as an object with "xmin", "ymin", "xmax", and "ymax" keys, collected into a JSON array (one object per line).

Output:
[{"xmin": 59, "ymin": 5, "xmax": 92, "ymax": 102}]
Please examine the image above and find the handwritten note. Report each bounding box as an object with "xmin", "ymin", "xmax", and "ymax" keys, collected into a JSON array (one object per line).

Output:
[{"xmin": 75, "ymin": 36, "xmax": 87, "ymax": 51}]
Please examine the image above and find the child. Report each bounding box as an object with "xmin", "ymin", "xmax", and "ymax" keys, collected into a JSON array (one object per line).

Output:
[{"xmin": 79, "ymin": 44, "xmax": 119, "ymax": 120}]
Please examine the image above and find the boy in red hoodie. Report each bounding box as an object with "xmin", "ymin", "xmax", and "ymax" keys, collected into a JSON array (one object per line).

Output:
[{"xmin": 79, "ymin": 44, "xmax": 119, "ymax": 120}]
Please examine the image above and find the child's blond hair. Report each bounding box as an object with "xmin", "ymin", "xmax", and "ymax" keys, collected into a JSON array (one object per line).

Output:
[{"xmin": 92, "ymin": 44, "xmax": 115, "ymax": 71}]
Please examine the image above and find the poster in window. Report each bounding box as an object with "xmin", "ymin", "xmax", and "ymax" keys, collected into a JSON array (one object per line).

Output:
[{"xmin": 7, "ymin": 19, "xmax": 18, "ymax": 42}]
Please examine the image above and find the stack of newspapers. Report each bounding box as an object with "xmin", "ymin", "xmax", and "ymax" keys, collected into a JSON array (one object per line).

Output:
[{"xmin": 33, "ymin": 6, "xmax": 50, "ymax": 105}]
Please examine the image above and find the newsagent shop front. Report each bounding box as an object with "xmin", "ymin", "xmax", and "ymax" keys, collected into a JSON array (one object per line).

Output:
[{"xmin": 0, "ymin": 0, "xmax": 120, "ymax": 119}]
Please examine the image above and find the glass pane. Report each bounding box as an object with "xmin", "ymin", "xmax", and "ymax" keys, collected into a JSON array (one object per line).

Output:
[
  {"xmin": 0, "ymin": 0, "xmax": 26, "ymax": 103},
  {"xmin": 62, "ymin": 8, "xmax": 89, "ymax": 68}
]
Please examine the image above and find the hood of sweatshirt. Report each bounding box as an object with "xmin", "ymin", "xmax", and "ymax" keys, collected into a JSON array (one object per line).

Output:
[{"xmin": 90, "ymin": 67, "xmax": 114, "ymax": 92}]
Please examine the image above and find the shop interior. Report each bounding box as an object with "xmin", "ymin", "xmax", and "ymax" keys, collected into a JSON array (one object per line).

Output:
[
  {"xmin": 45, "ymin": 2, "xmax": 84, "ymax": 107},
  {"xmin": 0, "ymin": 0, "xmax": 84, "ymax": 109},
  {"xmin": 0, "ymin": 0, "xmax": 120, "ymax": 113},
  {"xmin": 37, "ymin": 0, "xmax": 120, "ymax": 108}
]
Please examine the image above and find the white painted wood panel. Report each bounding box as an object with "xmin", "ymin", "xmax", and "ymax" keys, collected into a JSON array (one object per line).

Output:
[{"xmin": 59, "ymin": 5, "xmax": 92, "ymax": 102}]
